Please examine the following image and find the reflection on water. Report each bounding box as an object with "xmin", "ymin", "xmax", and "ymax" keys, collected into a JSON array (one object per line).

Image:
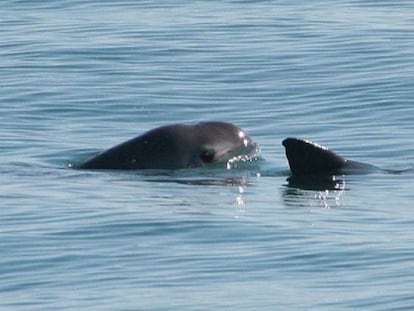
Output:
[
  {"xmin": 286, "ymin": 175, "xmax": 346, "ymax": 191},
  {"xmin": 145, "ymin": 175, "xmax": 251, "ymax": 187},
  {"xmin": 282, "ymin": 175, "xmax": 346, "ymax": 208}
]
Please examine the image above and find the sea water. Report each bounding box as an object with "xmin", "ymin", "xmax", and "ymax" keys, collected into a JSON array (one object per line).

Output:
[{"xmin": 1, "ymin": 1, "xmax": 414, "ymax": 310}]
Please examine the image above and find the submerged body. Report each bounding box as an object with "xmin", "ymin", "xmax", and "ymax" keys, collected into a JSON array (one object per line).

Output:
[{"xmin": 78, "ymin": 122, "xmax": 258, "ymax": 170}]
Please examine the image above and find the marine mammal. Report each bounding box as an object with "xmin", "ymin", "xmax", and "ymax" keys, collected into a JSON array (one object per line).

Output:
[
  {"xmin": 78, "ymin": 122, "xmax": 258, "ymax": 170},
  {"xmin": 282, "ymin": 137, "xmax": 405, "ymax": 176}
]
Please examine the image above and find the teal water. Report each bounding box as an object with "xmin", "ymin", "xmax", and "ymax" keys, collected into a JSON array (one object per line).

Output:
[{"xmin": 1, "ymin": 1, "xmax": 414, "ymax": 310}]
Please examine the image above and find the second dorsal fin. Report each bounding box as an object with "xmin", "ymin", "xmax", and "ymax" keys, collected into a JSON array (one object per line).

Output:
[{"xmin": 282, "ymin": 138, "xmax": 348, "ymax": 176}]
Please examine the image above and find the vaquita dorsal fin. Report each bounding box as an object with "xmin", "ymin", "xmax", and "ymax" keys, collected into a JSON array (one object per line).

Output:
[{"xmin": 282, "ymin": 138, "xmax": 347, "ymax": 176}]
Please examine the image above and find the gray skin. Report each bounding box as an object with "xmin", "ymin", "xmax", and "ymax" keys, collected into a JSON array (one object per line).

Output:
[
  {"xmin": 78, "ymin": 122, "xmax": 257, "ymax": 170},
  {"xmin": 282, "ymin": 137, "xmax": 383, "ymax": 176}
]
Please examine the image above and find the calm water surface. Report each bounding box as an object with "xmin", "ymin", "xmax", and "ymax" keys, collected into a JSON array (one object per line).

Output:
[{"xmin": 1, "ymin": 0, "xmax": 414, "ymax": 310}]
